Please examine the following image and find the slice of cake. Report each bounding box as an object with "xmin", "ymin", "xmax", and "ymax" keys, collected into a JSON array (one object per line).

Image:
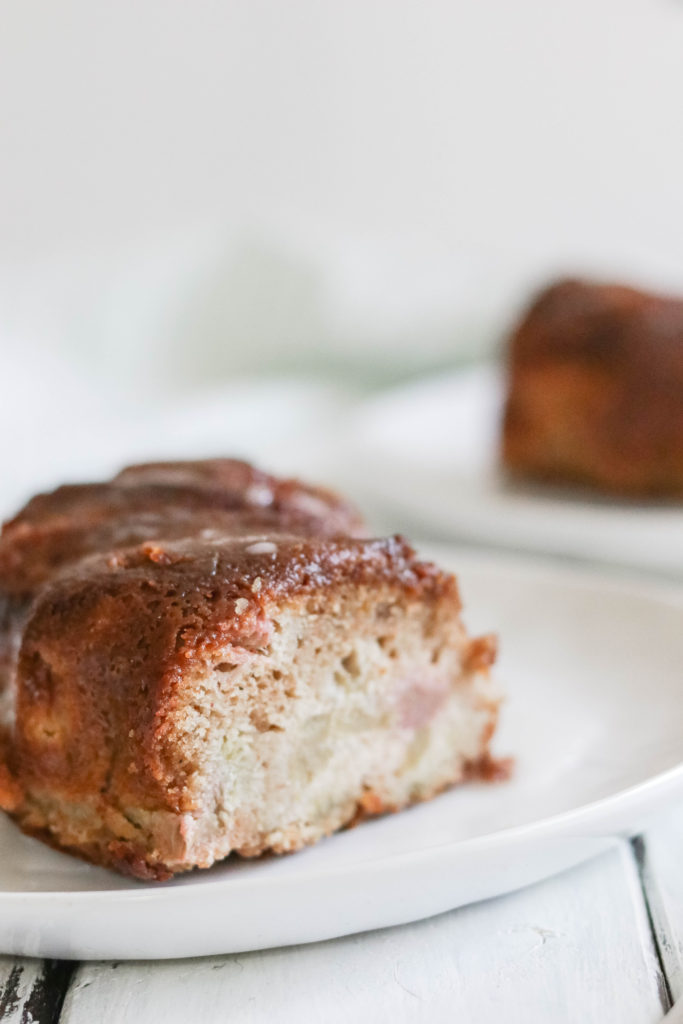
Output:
[
  {"xmin": 502, "ymin": 278, "xmax": 683, "ymax": 497},
  {"xmin": 0, "ymin": 460, "xmax": 499, "ymax": 880}
]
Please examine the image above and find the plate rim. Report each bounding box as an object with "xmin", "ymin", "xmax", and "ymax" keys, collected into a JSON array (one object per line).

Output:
[{"xmin": 348, "ymin": 363, "xmax": 683, "ymax": 578}]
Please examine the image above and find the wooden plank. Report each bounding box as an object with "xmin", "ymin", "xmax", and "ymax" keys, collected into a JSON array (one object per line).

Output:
[
  {"xmin": 62, "ymin": 843, "xmax": 665, "ymax": 1024},
  {"xmin": 0, "ymin": 957, "xmax": 74, "ymax": 1024},
  {"xmin": 635, "ymin": 806, "xmax": 683, "ymax": 1003}
]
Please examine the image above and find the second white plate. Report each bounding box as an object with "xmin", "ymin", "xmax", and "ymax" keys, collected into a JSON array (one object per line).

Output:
[
  {"xmin": 348, "ymin": 365, "xmax": 683, "ymax": 577},
  {"xmin": 1, "ymin": 547, "xmax": 683, "ymax": 960}
]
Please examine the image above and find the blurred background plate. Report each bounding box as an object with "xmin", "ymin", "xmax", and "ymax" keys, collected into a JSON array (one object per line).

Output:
[{"xmin": 347, "ymin": 365, "xmax": 683, "ymax": 578}]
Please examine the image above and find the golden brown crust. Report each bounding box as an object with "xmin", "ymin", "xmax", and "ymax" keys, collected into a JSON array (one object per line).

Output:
[
  {"xmin": 464, "ymin": 634, "xmax": 497, "ymax": 674},
  {"xmin": 0, "ymin": 761, "xmax": 22, "ymax": 812},
  {"xmin": 502, "ymin": 278, "xmax": 683, "ymax": 497},
  {"xmin": 0, "ymin": 458, "xmax": 364, "ymax": 599}
]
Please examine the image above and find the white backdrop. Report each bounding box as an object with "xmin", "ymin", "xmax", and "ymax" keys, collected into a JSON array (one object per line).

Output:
[{"xmin": 0, "ymin": 0, "xmax": 682, "ymax": 390}]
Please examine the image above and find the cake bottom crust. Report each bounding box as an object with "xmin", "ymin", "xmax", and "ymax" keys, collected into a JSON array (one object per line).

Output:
[{"xmin": 9, "ymin": 749, "xmax": 502, "ymax": 882}]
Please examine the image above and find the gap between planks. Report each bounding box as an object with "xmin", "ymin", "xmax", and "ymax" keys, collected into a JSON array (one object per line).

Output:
[
  {"xmin": 0, "ymin": 958, "xmax": 75, "ymax": 1024},
  {"xmin": 632, "ymin": 836, "xmax": 674, "ymax": 1014},
  {"xmin": 632, "ymin": 808, "xmax": 683, "ymax": 1007}
]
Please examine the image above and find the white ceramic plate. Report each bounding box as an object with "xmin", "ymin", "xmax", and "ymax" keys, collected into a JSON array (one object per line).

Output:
[
  {"xmin": 348, "ymin": 365, "xmax": 683, "ymax": 577},
  {"xmin": 1, "ymin": 547, "xmax": 683, "ymax": 961}
]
